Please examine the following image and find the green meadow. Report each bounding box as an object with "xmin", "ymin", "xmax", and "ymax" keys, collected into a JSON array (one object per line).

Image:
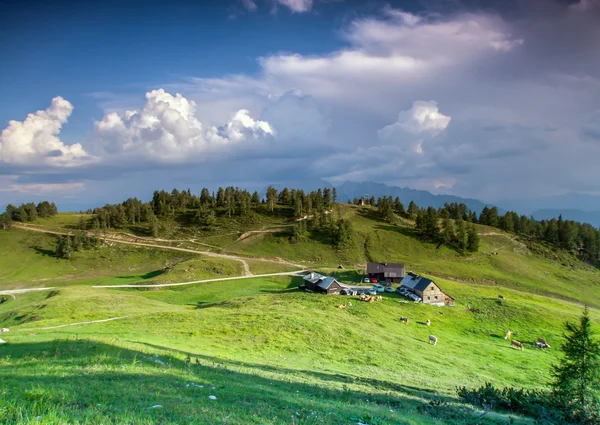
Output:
[{"xmin": 0, "ymin": 206, "xmax": 599, "ymax": 424}]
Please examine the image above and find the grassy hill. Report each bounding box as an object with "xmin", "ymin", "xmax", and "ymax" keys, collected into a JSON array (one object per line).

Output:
[{"xmin": 0, "ymin": 204, "xmax": 599, "ymax": 424}]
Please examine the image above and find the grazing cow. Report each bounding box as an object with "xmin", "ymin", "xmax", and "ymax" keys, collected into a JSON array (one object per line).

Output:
[
  {"xmin": 347, "ymin": 302, "xmax": 353, "ymax": 307},
  {"xmin": 375, "ymin": 296, "xmax": 383, "ymax": 302},
  {"xmin": 504, "ymin": 330, "xmax": 513, "ymax": 340},
  {"xmin": 399, "ymin": 316, "xmax": 409, "ymax": 324},
  {"xmin": 511, "ymin": 340, "xmax": 524, "ymax": 350},
  {"xmin": 535, "ymin": 342, "xmax": 549, "ymax": 350},
  {"xmin": 537, "ymin": 337, "xmax": 551, "ymax": 348},
  {"xmin": 0, "ymin": 328, "xmax": 9, "ymax": 334},
  {"xmin": 426, "ymin": 319, "xmax": 431, "ymax": 327},
  {"xmin": 498, "ymin": 295, "xmax": 504, "ymax": 300},
  {"xmin": 429, "ymin": 335, "xmax": 438, "ymax": 345},
  {"xmin": 337, "ymin": 304, "xmax": 346, "ymax": 309}
]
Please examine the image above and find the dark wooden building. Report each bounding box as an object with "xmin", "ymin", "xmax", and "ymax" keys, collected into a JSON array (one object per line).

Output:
[
  {"xmin": 367, "ymin": 262, "xmax": 405, "ymax": 283},
  {"xmin": 302, "ymin": 272, "xmax": 345, "ymax": 295}
]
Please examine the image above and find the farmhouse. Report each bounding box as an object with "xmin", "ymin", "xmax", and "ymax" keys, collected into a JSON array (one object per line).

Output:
[
  {"xmin": 367, "ymin": 262, "xmax": 405, "ymax": 283},
  {"xmin": 302, "ymin": 272, "xmax": 345, "ymax": 295},
  {"xmin": 400, "ymin": 272, "xmax": 455, "ymax": 306}
]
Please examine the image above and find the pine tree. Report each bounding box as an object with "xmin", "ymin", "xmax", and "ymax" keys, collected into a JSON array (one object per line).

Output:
[
  {"xmin": 0, "ymin": 212, "xmax": 12, "ymax": 230},
  {"xmin": 394, "ymin": 197, "xmax": 405, "ymax": 214},
  {"xmin": 334, "ymin": 219, "xmax": 353, "ymax": 250},
  {"xmin": 442, "ymin": 214, "xmax": 455, "ymax": 244},
  {"xmin": 551, "ymin": 307, "xmax": 600, "ymax": 423},
  {"xmin": 381, "ymin": 202, "xmax": 395, "ymax": 223},
  {"xmin": 150, "ymin": 216, "xmax": 159, "ymax": 237},
  {"xmin": 456, "ymin": 218, "xmax": 467, "ymax": 252},
  {"xmin": 266, "ymin": 186, "xmax": 278, "ymax": 212},
  {"xmin": 251, "ymin": 191, "xmax": 260, "ymax": 207},
  {"xmin": 467, "ymin": 223, "xmax": 480, "ymax": 252},
  {"xmin": 407, "ymin": 201, "xmax": 419, "ymax": 219},
  {"xmin": 56, "ymin": 236, "xmax": 73, "ymax": 259},
  {"xmin": 332, "ymin": 188, "xmax": 337, "ymax": 203}
]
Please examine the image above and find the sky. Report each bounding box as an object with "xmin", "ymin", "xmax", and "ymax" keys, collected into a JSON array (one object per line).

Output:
[{"xmin": 1, "ymin": 0, "xmax": 600, "ymax": 211}]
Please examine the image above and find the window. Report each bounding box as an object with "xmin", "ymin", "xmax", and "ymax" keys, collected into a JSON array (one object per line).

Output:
[
  {"xmin": 434, "ymin": 296, "xmax": 438, "ymax": 300},
  {"xmin": 427, "ymin": 296, "xmax": 430, "ymax": 300}
]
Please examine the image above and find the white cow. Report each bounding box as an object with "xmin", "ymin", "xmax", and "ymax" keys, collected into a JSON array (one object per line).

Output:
[
  {"xmin": 429, "ymin": 335, "xmax": 438, "ymax": 345},
  {"xmin": 0, "ymin": 328, "xmax": 9, "ymax": 334}
]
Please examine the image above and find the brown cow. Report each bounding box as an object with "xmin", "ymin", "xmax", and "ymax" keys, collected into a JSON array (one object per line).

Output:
[
  {"xmin": 511, "ymin": 340, "xmax": 524, "ymax": 350},
  {"xmin": 399, "ymin": 316, "xmax": 409, "ymax": 324}
]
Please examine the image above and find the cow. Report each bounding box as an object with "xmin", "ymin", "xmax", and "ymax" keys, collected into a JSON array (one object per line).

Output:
[
  {"xmin": 511, "ymin": 340, "xmax": 524, "ymax": 350},
  {"xmin": 337, "ymin": 304, "xmax": 346, "ymax": 309},
  {"xmin": 537, "ymin": 337, "xmax": 551, "ymax": 348},
  {"xmin": 347, "ymin": 302, "xmax": 353, "ymax": 307},
  {"xmin": 504, "ymin": 330, "xmax": 513, "ymax": 340},
  {"xmin": 399, "ymin": 316, "xmax": 409, "ymax": 324},
  {"xmin": 426, "ymin": 319, "xmax": 431, "ymax": 327},
  {"xmin": 0, "ymin": 328, "xmax": 9, "ymax": 334},
  {"xmin": 375, "ymin": 296, "xmax": 383, "ymax": 302},
  {"xmin": 429, "ymin": 335, "xmax": 438, "ymax": 345},
  {"xmin": 535, "ymin": 342, "xmax": 549, "ymax": 350},
  {"xmin": 498, "ymin": 295, "xmax": 504, "ymax": 300}
]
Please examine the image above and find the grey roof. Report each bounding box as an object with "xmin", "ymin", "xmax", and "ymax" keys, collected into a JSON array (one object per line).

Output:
[
  {"xmin": 401, "ymin": 272, "xmax": 433, "ymax": 291},
  {"xmin": 367, "ymin": 262, "xmax": 405, "ymax": 274},
  {"xmin": 303, "ymin": 272, "xmax": 326, "ymax": 284},
  {"xmin": 303, "ymin": 273, "xmax": 342, "ymax": 290},
  {"xmin": 317, "ymin": 277, "xmax": 339, "ymax": 290}
]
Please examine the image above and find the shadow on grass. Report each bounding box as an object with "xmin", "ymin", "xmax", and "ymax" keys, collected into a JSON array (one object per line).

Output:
[
  {"xmin": 116, "ymin": 269, "xmax": 165, "ymax": 280},
  {"xmin": 1, "ymin": 339, "xmax": 522, "ymax": 425},
  {"xmin": 30, "ymin": 246, "xmax": 56, "ymax": 258}
]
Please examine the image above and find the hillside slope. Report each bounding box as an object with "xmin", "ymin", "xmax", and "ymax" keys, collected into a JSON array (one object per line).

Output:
[{"xmin": 0, "ymin": 206, "xmax": 599, "ymax": 424}]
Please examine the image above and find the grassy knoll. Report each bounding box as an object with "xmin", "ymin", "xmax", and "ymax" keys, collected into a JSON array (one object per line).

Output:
[
  {"xmin": 0, "ymin": 230, "xmax": 198, "ymax": 288},
  {"xmin": 1, "ymin": 275, "xmax": 598, "ymax": 424},
  {"xmin": 1, "ymin": 204, "xmax": 599, "ymax": 424}
]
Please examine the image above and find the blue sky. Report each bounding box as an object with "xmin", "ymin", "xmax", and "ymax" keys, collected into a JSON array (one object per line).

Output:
[{"xmin": 1, "ymin": 0, "xmax": 600, "ymax": 211}]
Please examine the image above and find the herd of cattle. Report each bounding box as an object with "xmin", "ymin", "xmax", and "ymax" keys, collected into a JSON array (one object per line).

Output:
[{"xmin": 505, "ymin": 330, "xmax": 551, "ymax": 350}]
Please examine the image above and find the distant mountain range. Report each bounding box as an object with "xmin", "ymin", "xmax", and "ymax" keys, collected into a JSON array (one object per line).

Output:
[
  {"xmin": 334, "ymin": 181, "xmax": 502, "ymax": 214},
  {"xmin": 532, "ymin": 209, "xmax": 600, "ymax": 227},
  {"xmin": 4, "ymin": 180, "xmax": 599, "ymax": 227},
  {"xmin": 263, "ymin": 181, "xmax": 600, "ymax": 227}
]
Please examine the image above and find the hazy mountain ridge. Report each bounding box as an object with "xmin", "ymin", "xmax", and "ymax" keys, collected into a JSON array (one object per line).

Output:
[
  {"xmin": 334, "ymin": 181, "xmax": 503, "ymax": 215},
  {"xmin": 532, "ymin": 209, "xmax": 600, "ymax": 227}
]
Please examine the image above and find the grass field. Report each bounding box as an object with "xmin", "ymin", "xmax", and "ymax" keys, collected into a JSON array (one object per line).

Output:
[{"xmin": 1, "ymin": 206, "xmax": 599, "ymax": 424}]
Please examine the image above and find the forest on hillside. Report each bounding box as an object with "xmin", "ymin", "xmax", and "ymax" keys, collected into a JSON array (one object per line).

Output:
[{"xmin": 2, "ymin": 186, "xmax": 600, "ymax": 263}]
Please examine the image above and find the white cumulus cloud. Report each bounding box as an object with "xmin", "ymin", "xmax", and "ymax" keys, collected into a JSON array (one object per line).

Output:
[
  {"xmin": 378, "ymin": 101, "xmax": 451, "ymax": 139},
  {"xmin": 0, "ymin": 97, "xmax": 91, "ymax": 166},
  {"xmin": 94, "ymin": 89, "xmax": 272, "ymax": 162}
]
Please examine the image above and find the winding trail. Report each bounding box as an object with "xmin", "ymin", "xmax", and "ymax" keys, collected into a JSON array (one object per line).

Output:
[
  {"xmin": 17, "ymin": 315, "xmax": 133, "ymax": 331},
  {"xmin": 93, "ymin": 270, "xmax": 306, "ymax": 289},
  {"xmin": 0, "ymin": 287, "xmax": 57, "ymax": 295},
  {"xmin": 12, "ymin": 223, "xmax": 304, "ymax": 275}
]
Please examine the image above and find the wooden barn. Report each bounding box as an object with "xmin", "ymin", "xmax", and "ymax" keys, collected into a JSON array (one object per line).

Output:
[
  {"xmin": 302, "ymin": 272, "xmax": 345, "ymax": 295},
  {"xmin": 400, "ymin": 272, "xmax": 454, "ymax": 306},
  {"xmin": 367, "ymin": 262, "xmax": 405, "ymax": 283}
]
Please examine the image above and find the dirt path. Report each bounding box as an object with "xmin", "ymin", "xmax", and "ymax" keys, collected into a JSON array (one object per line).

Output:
[
  {"xmin": 479, "ymin": 231, "xmax": 528, "ymax": 254},
  {"xmin": 237, "ymin": 228, "xmax": 284, "ymax": 241},
  {"xmin": 13, "ymin": 224, "xmax": 304, "ymax": 274},
  {"xmin": 93, "ymin": 270, "xmax": 306, "ymax": 289},
  {"xmin": 17, "ymin": 315, "xmax": 133, "ymax": 331},
  {"xmin": 0, "ymin": 287, "xmax": 57, "ymax": 295}
]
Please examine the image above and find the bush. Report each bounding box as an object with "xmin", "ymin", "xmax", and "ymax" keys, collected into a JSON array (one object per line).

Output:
[{"xmin": 457, "ymin": 383, "xmax": 561, "ymax": 423}]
